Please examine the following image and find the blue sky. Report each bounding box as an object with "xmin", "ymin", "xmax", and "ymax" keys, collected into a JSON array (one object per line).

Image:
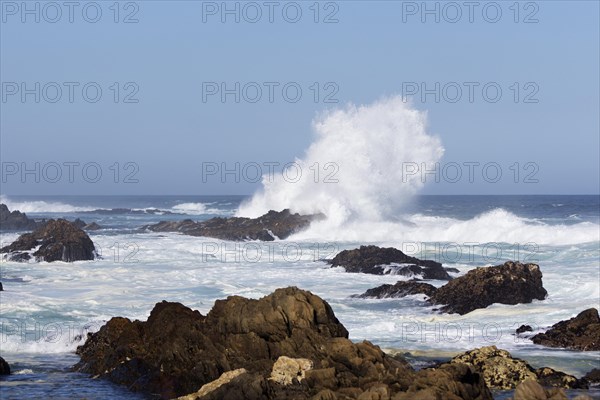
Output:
[{"xmin": 1, "ymin": 0, "xmax": 599, "ymax": 195}]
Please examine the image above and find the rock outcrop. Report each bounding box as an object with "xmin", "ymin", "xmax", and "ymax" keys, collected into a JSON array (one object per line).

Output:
[
  {"xmin": 430, "ymin": 261, "xmax": 547, "ymax": 315},
  {"xmin": 72, "ymin": 219, "xmax": 101, "ymax": 231},
  {"xmin": 449, "ymin": 346, "xmax": 584, "ymax": 390},
  {"xmin": 355, "ymin": 280, "xmax": 437, "ymax": 299},
  {"xmin": 330, "ymin": 246, "xmax": 452, "ymax": 280},
  {"xmin": 0, "ymin": 357, "xmax": 10, "ymax": 375},
  {"xmin": 74, "ymin": 287, "xmax": 492, "ymax": 400},
  {"xmin": 531, "ymin": 308, "xmax": 600, "ymax": 351},
  {"xmin": 0, "ymin": 219, "xmax": 96, "ymax": 262},
  {"xmin": 581, "ymin": 369, "xmax": 600, "ymax": 386},
  {"xmin": 0, "ymin": 203, "xmax": 41, "ymax": 231},
  {"xmin": 146, "ymin": 209, "xmax": 323, "ymax": 241}
]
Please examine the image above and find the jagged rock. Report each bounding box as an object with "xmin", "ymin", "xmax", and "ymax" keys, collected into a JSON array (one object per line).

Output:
[
  {"xmin": 0, "ymin": 219, "xmax": 96, "ymax": 262},
  {"xmin": 430, "ymin": 261, "xmax": 547, "ymax": 315},
  {"xmin": 330, "ymin": 246, "xmax": 452, "ymax": 280},
  {"xmin": 354, "ymin": 280, "xmax": 437, "ymax": 299},
  {"xmin": 0, "ymin": 203, "xmax": 41, "ymax": 231},
  {"xmin": 516, "ymin": 325, "xmax": 533, "ymax": 334},
  {"xmin": 175, "ymin": 369, "xmax": 251, "ymax": 400},
  {"xmin": 511, "ymin": 379, "xmax": 568, "ymax": 400},
  {"xmin": 83, "ymin": 222, "xmax": 101, "ymax": 230},
  {"xmin": 394, "ymin": 363, "xmax": 490, "ymax": 400},
  {"xmin": 269, "ymin": 356, "xmax": 313, "ymax": 385},
  {"xmin": 531, "ymin": 308, "xmax": 600, "ymax": 351},
  {"xmin": 0, "ymin": 282, "xmax": 3, "ymax": 291},
  {"xmin": 449, "ymin": 346, "xmax": 583, "ymax": 390},
  {"xmin": 0, "ymin": 357, "xmax": 10, "ymax": 375},
  {"xmin": 581, "ymin": 369, "xmax": 600, "ymax": 386},
  {"xmin": 74, "ymin": 287, "xmax": 492, "ymax": 400},
  {"xmin": 146, "ymin": 209, "xmax": 323, "ymax": 241}
]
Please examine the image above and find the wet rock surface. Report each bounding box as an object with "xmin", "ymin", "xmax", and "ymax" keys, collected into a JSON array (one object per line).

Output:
[
  {"xmin": 449, "ymin": 346, "xmax": 584, "ymax": 390},
  {"xmin": 0, "ymin": 219, "xmax": 96, "ymax": 262},
  {"xmin": 0, "ymin": 203, "xmax": 41, "ymax": 231},
  {"xmin": 330, "ymin": 245, "xmax": 452, "ymax": 280},
  {"xmin": 146, "ymin": 209, "xmax": 323, "ymax": 241},
  {"xmin": 355, "ymin": 280, "xmax": 437, "ymax": 299},
  {"xmin": 531, "ymin": 308, "xmax": 600, "ymax": 351},
  {"xmin": 0, "ymin": 357, "xmax": 10, "ymax": 375},
  {"xmin": 429, "ymin": 261, "xmax": 548, "ymax": 315},
  {"xmin": 74, "ymin": 287, "xmax": 492, "ymax": 400}
]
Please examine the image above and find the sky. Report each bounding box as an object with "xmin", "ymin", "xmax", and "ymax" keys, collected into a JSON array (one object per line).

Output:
[{"xmin": 1, "ymin": 0, "xmax": 599, "ymax": 196}]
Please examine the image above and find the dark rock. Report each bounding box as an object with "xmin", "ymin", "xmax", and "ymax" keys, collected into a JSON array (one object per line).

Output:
[
  {"xmin": 0, "ymin": 357, "xmax": 10, "ymax": 375},
  {"xmin": 74, "ymin": 287, "xmax": 493, "ymax": 400},
  {"xmin": 511, "ymin": 380, "xmax": 569, "ymax": 400},
  {"xmin": 449, "ymin": 346, "xmax": 583, "ymax": 389},
  {"xmin": 430, "ymin": 261, "xmax": 547, "ymax": 315},
  {"xmin": 355, "ymin": 280, "xmax": 437, "ymax": 299},
  {"xmin": 0, "ymin": 219, "xmax": 96, "ymax": 262},
  {"xmin": 394, "ymin": 363, "xmax": 490, "ymax": 400},
  {"xmin": 531, "ymin": 308, "xmax": 600, "ymax": 351},
  {"xmin": 0, "ymin": 203, "xmax": 41, "ymax": 231},
  {"xmin": 516, "ymin": 325, "xmax": 533, "ymax": 334},
  {"xmin": 582, "ymin": 368, "xmax": 600, "ymax": 386},
  {"xmin": 146, "ymin": 209, "xmax": 323, "ymax": 241},
  {"xmin": 330, "ymin": 245, "xmax": 451, "ymax": 280},
  {"xmin": 83, "ymin": 222, "xmax": 101, "ymax": 230},
  {"xmin": 0, "ymin": 282, "xmax": 3, "ymax": 291},
  {"xmin": 72, "ymin": 218, "xmax": 87, "ymax": 229}
]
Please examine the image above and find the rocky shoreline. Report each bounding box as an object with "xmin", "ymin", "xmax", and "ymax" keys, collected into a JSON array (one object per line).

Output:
[{"xmin": 1, "ymin": 206, "xmax": 598, "ymax": 399}]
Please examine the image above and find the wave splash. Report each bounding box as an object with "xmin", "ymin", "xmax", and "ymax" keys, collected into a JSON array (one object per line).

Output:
[{"xmin": 237, "ymin": 96, "xmax": 444, "ymax": 223}]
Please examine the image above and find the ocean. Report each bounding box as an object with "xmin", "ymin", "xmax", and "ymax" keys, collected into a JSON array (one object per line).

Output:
[{"xmin": 0, "ymin": 194, "xmax": 599, "ymax": 399}]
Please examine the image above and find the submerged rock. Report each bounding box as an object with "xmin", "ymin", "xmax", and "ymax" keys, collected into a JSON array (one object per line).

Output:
[
  {"xmin": 146, "ymin": 209, "xmax": 323, "ymax": 241},
  {"xmin": 449, "ymin": 346, "xmax": 583, "ymax": 390},
  {"xmin": 0, "ymin": 357, "xmax": 10, "ymax": 375},
  {"xmin": 74, "ymin": 287, "xmax": 492, "ymax": 400},
  {"xmin": 330, "ymin": 245, "xmax": 452, "ymax": 280},
  {"xmin": 516, "ymin": 325, "xmax": 533, "ymax": 334},
  {"xmin": 0, "ymin": 219, "xmax": 96, "ymax": 262},
  {"xmin": 430, "ymin": 261, "xmax": 547, "ymax": 315},
  {"xmin": 0, "ymin": 203, "xmax": 41, "ymax": 231},
  {"xmin": 531, "ymin": 308, "xmax": 600, "ymax": 351},
  {"xmin": 355, "ymin": 280, "xmax": 437, "ymax": 299}
]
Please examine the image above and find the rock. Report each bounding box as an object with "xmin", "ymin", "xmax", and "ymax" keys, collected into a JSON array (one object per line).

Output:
[
  {"xmin": 393, "ymin": 363, "xmax": 491, "ymax": 400},
  {"xmin": 146, "ymin": 209, "xmax": 323, "ymax": 241},
  {"xmin": 449, "ymin": 346, "xmax": 582, "ymax": 390},
  {"xmin": 83, "ymin": 222, "xmax": 101, "ymax": 230},
  {"xmin": 0, "ymin": 203, "xmax": 41, "ymax": 231},
  {"xmin": 175, "ymin": 369, "xmax": 250, "ymax": 400},
  {"xmin": 0, "ymin": 282, "xmax": 3, "ymax": 291},
  {"xmin": 531, "ymin": 308, "xmax": 600, "ymax": 351},
  {"xmin": 0, "ymin": 219, "xmax": 96, "ymax": 262},
  {"xmin": 269, "ymin": 356, "xmax": 313, "ymax": 385},
  {"xmin": 330, "ymin": 246, "xmax": 452, "ymax": 280},
  {"xmin": 71, "ymin": 219, "xmax": 101, "ymax": 231},
  {"xmin": 354, "ymin": 280, "xmax": 437, "ymax": 299},
  {"xmin": 72, "ymin": 218, "xmax": 87, "ymax": 229},
  {"xmin": 516, "ymin": 325, "xmax": 533, "ymax": 334},
  {"xmin": 74, "ymin": 287, "xmax": 492, "ymax": 400},
  {"xmin": 0, "ymin": 356, "xmax": 10, "ymax": 375},
  {"xmin": 430, "ymin": 261, "xmax": 547, "ymax": 315},
  {"xmin": 581, "ymin": 368, "xmax": 600, "ymax": 386},
  {"xmin": 511, "ymin": 379, "xmax": 568, "ymax": 400}
]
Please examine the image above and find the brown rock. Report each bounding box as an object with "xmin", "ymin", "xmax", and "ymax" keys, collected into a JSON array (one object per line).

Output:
[
  {"xmin": 430, "ymin": 261, "xmax": 547, "ymax": 315},
  {"xmin": 531, "ymin": 308, "xmax": 600, "ymax": 351}
]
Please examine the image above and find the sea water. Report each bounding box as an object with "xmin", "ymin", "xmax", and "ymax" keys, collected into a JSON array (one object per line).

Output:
[{"xmin": 1, "ymin": 194, "xmax": 599, "ymax": 399}]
